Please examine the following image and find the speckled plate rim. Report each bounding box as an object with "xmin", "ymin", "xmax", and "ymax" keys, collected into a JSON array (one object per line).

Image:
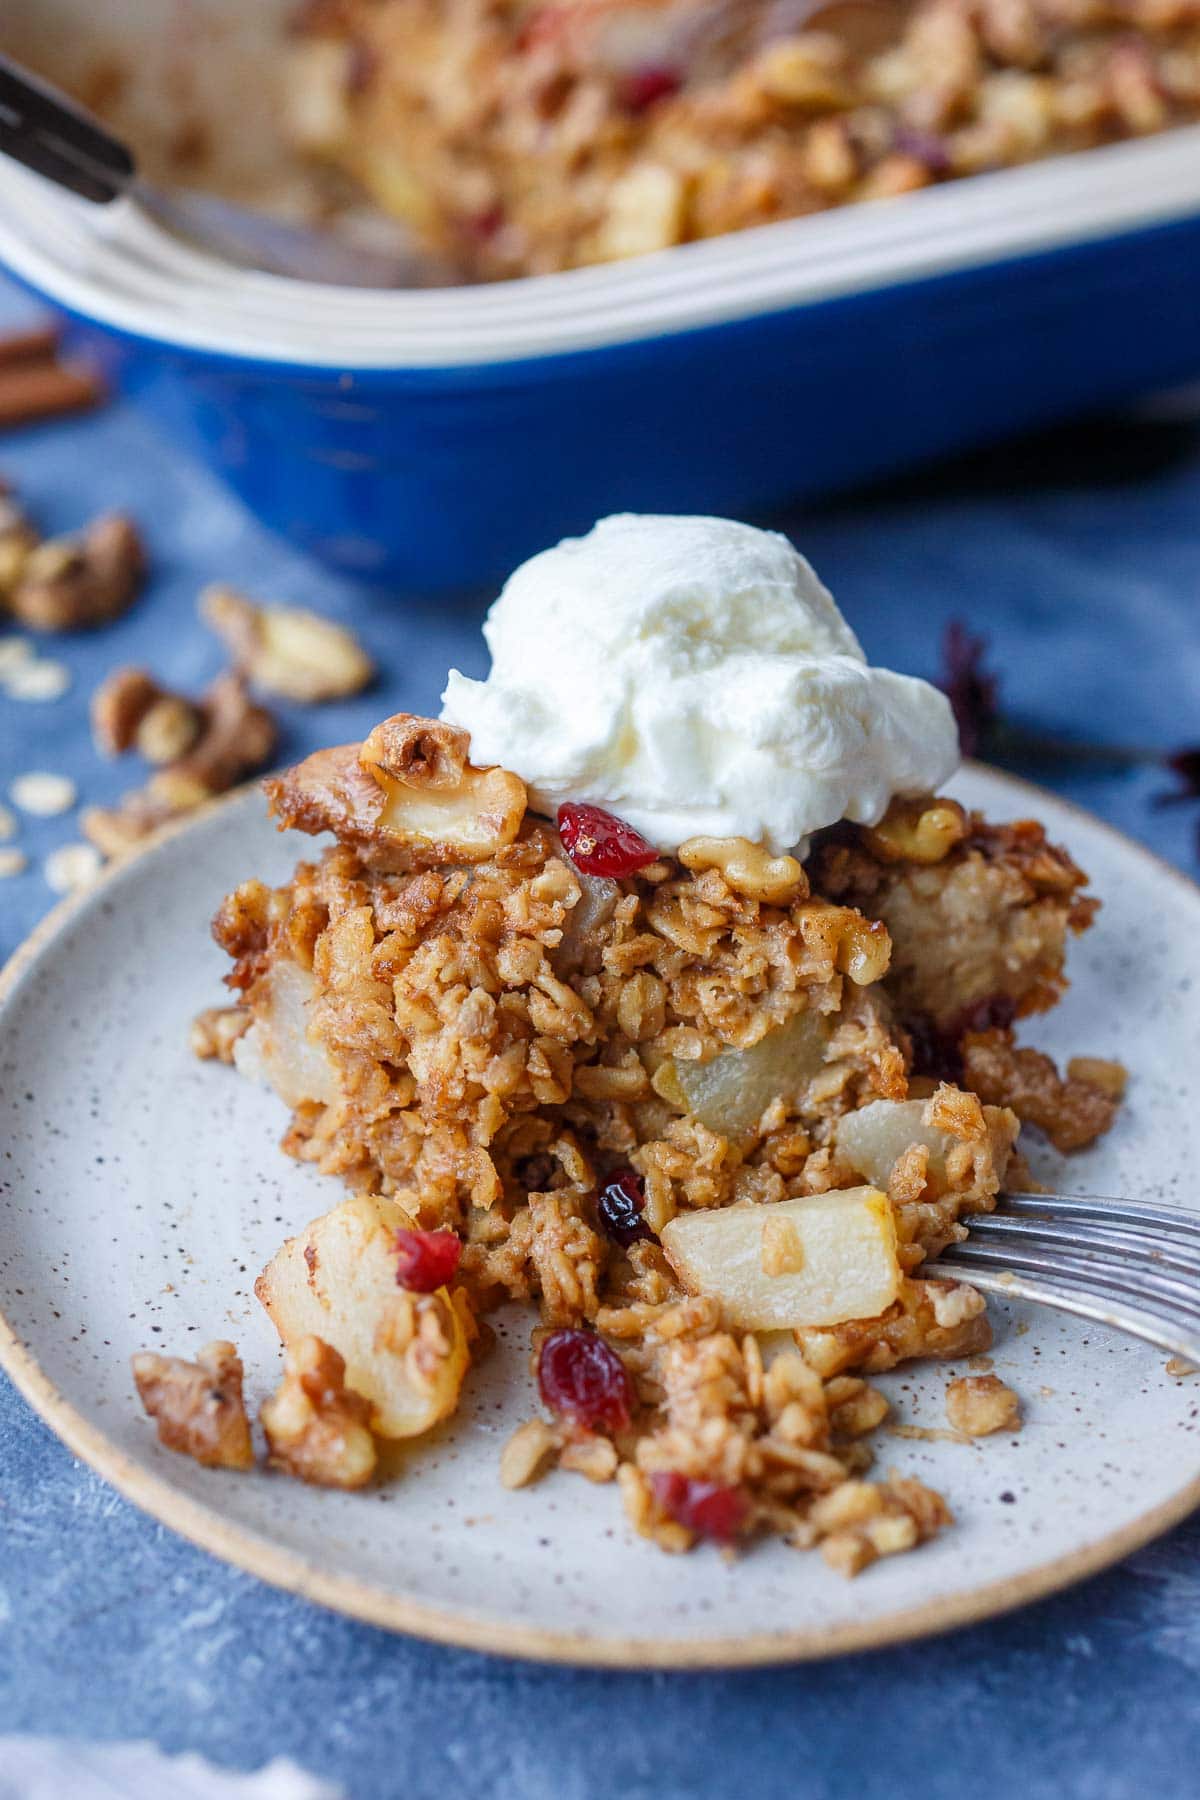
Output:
[{"xmin": 2, "ymin": 769, "xmax": 1200, "ymax": 1670}]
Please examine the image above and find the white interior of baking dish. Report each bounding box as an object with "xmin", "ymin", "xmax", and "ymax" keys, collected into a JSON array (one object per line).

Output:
[{"xmin": 5, "ymin": 0, "xmax": 1200, "ymax": 369}]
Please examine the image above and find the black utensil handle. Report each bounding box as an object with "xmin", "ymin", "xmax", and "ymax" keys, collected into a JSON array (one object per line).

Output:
[{"xmin": 0, "ymin": 55, "xmax": 135, "ymax": 203}]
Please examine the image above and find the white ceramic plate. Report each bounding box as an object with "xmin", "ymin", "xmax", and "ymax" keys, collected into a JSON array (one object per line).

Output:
[{"xmin": 2, "ymin": 768, "xmax": 1199, "ymax": 1667}]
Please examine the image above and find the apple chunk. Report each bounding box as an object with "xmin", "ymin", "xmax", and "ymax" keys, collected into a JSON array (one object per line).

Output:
[
  {"xmin": 234, "ymin": 957, "xmax": 338, "ymax": 1109},
  {"xmin": 256, "ymin": 1192, "xmax": 470, "ymax": 1439},
  {"xmin": 836, "ymin": 1099, "xmax": 958, "ymax": 1192},
  {"xmin": 671, "ymin": 1010, "xmax": 831, "ymax": 1139},
  {"xmin": 660, "ymin": 1187, "xmax": 901, "ymax": 1332}
]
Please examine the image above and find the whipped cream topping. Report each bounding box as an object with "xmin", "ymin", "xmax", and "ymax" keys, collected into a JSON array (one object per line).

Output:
[{"xmin": 440, "ymin": 514, "xmax": 960, "ymax": 856}]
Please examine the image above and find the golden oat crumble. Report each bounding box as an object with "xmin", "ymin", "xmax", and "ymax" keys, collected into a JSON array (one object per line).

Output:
[
  {"xmin": 288, "ymin": 0, "xmax": 1200, "ymax": 281},
  {"xmin": 194, "ymin": 715, "xmax": 1119, "ymax": 1568}
]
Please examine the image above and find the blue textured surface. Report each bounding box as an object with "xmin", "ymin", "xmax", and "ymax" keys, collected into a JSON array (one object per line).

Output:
[
  {"xmin": 10, "ymin": 206, "xmax": 1200, "ymax": 590},
  {"xmin": 2, "ymin": 278, "xmax": 1200, "ymax": 1798}
]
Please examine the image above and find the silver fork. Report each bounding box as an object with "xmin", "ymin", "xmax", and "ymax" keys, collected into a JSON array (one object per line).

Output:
[
  {"xmin": 0, "ymin": 54, "xmax": 417, "ymax": 288},
  {"xmin": 926, "ymin": 1192, "xmax": 1200, "ymax": 1366}
]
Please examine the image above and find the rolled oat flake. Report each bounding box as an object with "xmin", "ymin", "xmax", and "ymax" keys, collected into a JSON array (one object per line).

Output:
[
  {"xmin": 11, "ymin": 770, "xmax": 77, "ymax": 817},
  {"xmin": 43, "ymin": 841, "xmax": 102, "ymax": 894},
  {"xmin": 6, "ymin": 657, "xmax": 71, "ymax": 702}
]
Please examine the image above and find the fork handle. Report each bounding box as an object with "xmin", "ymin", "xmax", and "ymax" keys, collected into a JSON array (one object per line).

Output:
[{"xmin": 0, "ymin": 55, "xmax": 135, "ymax": 204}]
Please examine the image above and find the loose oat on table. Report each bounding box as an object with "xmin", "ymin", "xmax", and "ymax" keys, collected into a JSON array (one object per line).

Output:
[
  {"xmin": 9, "ymin": 770, "xmax": 77, "ymax": 817},
  {"xmin": 4, "ymin": 657, "xmax": 70, "ymax": 702},
  {"xmin": 43, "ymin": 841, "xmax": 103, "ymax": 895}
]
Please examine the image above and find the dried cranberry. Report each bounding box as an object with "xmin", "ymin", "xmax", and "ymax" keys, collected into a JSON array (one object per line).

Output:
[
  {"xmin": 394, "ymin": 1228, "xmax": 462, "ymax": 1293},
  {"xmin": 650, "ymin": 1471, "xmax": 749, "ymax": 1543},
  {"xmin": 906, "ymin": 994, "xmax": 1017, "ymax": 1085},
  {"xmin": 619, "ymin": 65, "xmax": 682, "ymax": 113},
  {"xmin": 464, "ymin": 203, "xmax": 505, "ymax": 243},
  {"xmin": 892, "ymin": 124, "xmax": 951, "ymax": 175},
  {"xmin": 538, "ymin": 1328, "xmax": 633, "ymax": 1432},
  {"xmin": 557, "ymin": 802, "xmax": 658, "ymax": 878},
  {"xmin": 597, "ymin": 1169, "xmax": 655, "ymax": 1248}
]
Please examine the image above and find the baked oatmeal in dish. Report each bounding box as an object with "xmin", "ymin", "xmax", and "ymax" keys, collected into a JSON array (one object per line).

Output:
[
  {"xmin": 186, "ymin": 516, "xmax": 1123, "ymax": 1569},
  {"xmin": 286, "ymin": 0, "xmax": 1200, "ymax": 278}
]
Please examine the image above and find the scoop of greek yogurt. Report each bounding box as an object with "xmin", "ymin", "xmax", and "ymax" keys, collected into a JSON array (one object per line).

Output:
[{"xmin": 440, "ymin": 514, "xmax": 959, "ymax": 856}]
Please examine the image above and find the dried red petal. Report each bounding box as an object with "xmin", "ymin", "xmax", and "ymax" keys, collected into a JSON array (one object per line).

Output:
[
  {"xmin": 537, "ymin": 1327, "xmax": 633, "ymax": 1432},
  {"xmin": 557, "ymin": 802, "xmax": 658, "ymax": 878},
  {"xmin": 597, "ymin": 1169, "xmax": 656, "ymax": 1248},
  {"xmin": 650, "ymin": 1471, "xmax": 750, "ymax": 1543},
  {"xmin": 394, "ymin": 1228, "xmax": 462, "ymax": 1293},
  {"xmin": 620, "ymin": 65, "xmax": 682, "ymax": 113},
  {"xmin": 937, "ymin": 621, "xmax": 1000, "ymax": 759}
]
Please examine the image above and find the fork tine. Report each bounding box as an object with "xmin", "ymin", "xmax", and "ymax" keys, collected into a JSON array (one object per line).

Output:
[
  {"xmin": 923, "ymin": 1259, "xmax": 1200, "ymax": 1365},
  {"xmin": 969, "ymin": 1213, "xmax": 1200, "ymax": 1281},
  {"xmin": 925, "ymin": 1191, "xmax": 1200, "ymax": 1365},
  {"xmin": 935, "ymin": 1235, "xmax": 1200, "ymax": 1318},
  {"xmin": 1003, "ymin": 1191, "xmax": 1200, "ymax": 1243}
]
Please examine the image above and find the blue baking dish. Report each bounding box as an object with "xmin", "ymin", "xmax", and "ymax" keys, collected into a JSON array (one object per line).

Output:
[{"xmin": 1, "ymin": 120, "xmax": 1199, "ymax": 592}]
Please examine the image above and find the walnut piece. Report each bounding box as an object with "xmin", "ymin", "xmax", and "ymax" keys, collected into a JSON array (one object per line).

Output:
[
  {"xmin": 9, "ymin": 513, "xmax": 145, "ymax": 631},
  {"xmin": 265, "ymin": 712, "xmax": 527, "ymax": 871},
  {"xmin": 862, "ymin": 796, "xmax": 968, "ymax": 865},
  {"xmin": 678, "ymin": 835, "xmax": 809, "ymax": 905},
  {"xmin": 83, "ymin": 673, "xmax": 277, "ymax": 858},
  {"xmin": 260, "ymin": 1334, "xmax": 378, "ymax": 1488},
  {"xmin": 201, "ymin": 583, "xmax": 373, "ymax": 702},
  {"xmin": 92, "ymin": 666, "xmax": 203, "ymax": 762},
  {"xmin": 945, "ymin": 1373, "xmax": 1022, "ymax": 1436},
  {"xmin": 131, "ymin": 1339, "xmax": 254, "ymax": 1470},
  {"xmin": 359, "ymin": 714, "xmax": 469, "ymax": 789}
]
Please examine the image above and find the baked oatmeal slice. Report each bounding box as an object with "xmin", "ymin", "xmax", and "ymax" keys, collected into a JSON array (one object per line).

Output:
[{"xmin": 199, "ymin": 709, "xmax": 1117, "ymax": 1558}]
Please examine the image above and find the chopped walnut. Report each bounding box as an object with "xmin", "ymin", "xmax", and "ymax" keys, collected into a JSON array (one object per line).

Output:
[
  {"xmin": 92, "ymin": 666, "xmax": 203, "ymax": 763},
  {"xmin": 9, "ymin": 514, "xmax": 144, "ymax": 631},
  {"xmin": 266, "ymin": 712, "xmax": 527, "ymax": 871},
  {"xmin": 946, "ymin": 1373, "xmax": 1022, "ymax": 1436},
  {"xmin": 863, "ymin": 796, "xmax": 968, "ymax": 865},
  {"xmin": 260, "ymin": 1335, "xmax": 378, "ymax": 1488},
  {"xmin": 678, "ymin": 836, "xmax": 808, "ymax": 905},
  {"xmin": 83, "ymin": 673, "xmax": 277, "ymax": 857},
  {"xmin": 131, "ymin": 1339, "xmax": 254, "ymax": 1470},
  {"xmin": 201, "ymin": 583, "xmax": 373, "ymax": 702}
]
